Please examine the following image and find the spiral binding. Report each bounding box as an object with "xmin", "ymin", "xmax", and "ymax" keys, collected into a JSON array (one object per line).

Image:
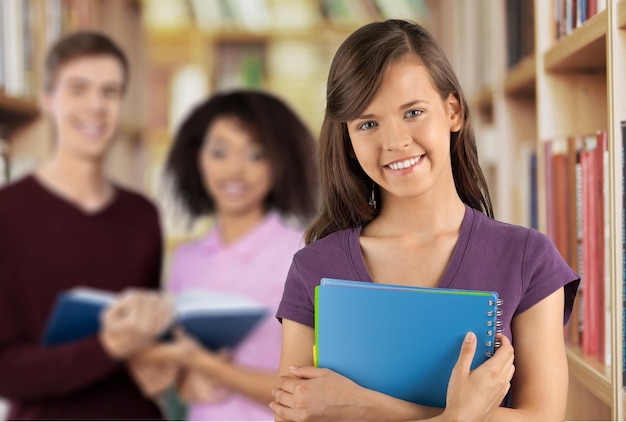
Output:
[{"xmin": 484, "ymin": 297, "xmax": 504, "ymax": 358}]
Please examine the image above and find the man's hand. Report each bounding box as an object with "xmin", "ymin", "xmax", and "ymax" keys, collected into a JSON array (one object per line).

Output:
[{"xmin": 100, "ymin": 290, "xmax": 174, "ymax": 359}]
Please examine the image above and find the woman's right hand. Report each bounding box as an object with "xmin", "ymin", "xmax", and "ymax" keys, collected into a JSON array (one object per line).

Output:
[{"xmin": 442, "ymin": 332, "xmax": 515, "ymax": 422}]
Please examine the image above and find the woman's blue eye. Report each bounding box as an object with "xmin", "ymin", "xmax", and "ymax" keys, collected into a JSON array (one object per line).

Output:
[
  {"xmin": 358, "ymin": 121, "xmax": 377, "ymax": 131},
  {"xmin": 405, "ymin": 109, "xmax": 422, "ymax": 118}
]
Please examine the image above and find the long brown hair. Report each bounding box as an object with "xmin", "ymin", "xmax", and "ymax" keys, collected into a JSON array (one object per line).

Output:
[{"xmin": 305, "ymin": 19, "xmax": 493, "ymax": 244}]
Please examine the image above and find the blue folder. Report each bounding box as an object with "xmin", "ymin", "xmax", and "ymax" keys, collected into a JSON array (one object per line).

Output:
[{"xmin": 314, "ymin": 278, "xmax": 501, "ymax": 408}]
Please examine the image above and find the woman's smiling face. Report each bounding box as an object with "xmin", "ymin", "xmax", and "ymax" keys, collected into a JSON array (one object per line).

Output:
[
  {"xmin": 199, "ymin": 116, "xmax": 273, "ymax": 219},
  {"xmin": 347, "ymin": 54, "xmax": 462, "ymax": 205}
]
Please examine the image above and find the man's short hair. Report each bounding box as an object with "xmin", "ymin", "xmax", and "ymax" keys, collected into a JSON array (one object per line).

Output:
[{"xmin": 44, "ymin": 31, "xmax": 129, "ymax": 93}]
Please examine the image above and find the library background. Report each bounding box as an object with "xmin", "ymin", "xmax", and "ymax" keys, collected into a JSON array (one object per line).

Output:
[{"xmin": 0, "ymin": 0, "xmax": 625, "ymax": 420}]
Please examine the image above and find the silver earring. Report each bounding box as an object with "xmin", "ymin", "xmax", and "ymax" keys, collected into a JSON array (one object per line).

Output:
[{"xmin": 368, "ymin": 183, "xmax": 377, "ymax": 209}]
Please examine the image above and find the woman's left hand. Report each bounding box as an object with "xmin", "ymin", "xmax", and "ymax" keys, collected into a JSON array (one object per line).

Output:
[
  {"xmin": 127, "ymin": 355, "xmax": 179, "ymax": 398},
  {"xmin": 270, "ymin": 366, "xmax": 365, "ymax": 421},
  {"xmin": 177, "ymin": 369, "xmax": 232, "ymax": 404}
]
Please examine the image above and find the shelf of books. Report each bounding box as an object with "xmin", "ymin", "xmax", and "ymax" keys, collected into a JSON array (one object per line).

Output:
[
  {"xmin": 537, "ymin": 0, "xmax": 623, "ymax": 419},
  {"xmin": 466, "ymin": 0, "xmax": 624, "ymax": 419},
  {"xmin": 545, "ymin": 9, "xmax": 607, "ymax": 71}
]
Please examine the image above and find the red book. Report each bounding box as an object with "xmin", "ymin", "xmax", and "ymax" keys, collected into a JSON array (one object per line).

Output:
[
  {"xmin": 544, "ymin": 140, "xmax": 555, "ymax": 242},
  {"xmin": 551, "ymin": 140, "xmax": 569, "ymax": 260},
  {"xmin": 595, "ymin": 130, "xmax": 608, "ymax": 362},
  {"xmin": 587, "ymin": 0, "xmax": 598, "ymax": 20},
  {"xmin": 566, "ymin": 136, "xmax": 583, "ymax": 345},
  {"xmin": 580, "ymin": 137, "xmax": 600, "ymax": 356}
]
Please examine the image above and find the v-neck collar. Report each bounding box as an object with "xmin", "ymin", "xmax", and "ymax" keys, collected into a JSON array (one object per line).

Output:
[
  {"xmin": 198, "ymin": 211, "xmax": 284, "ymax": 260},
  {"xmin": 349, "ymin": 204, "xmax": 474, "ymax": 288},
  {"xmin": 29, "ymin": 174, "xmax": 119, "ymax": 218}
]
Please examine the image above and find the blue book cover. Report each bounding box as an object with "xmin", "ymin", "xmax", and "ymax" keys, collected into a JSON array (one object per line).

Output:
[
  {"xmin": 42, "ymin": 287, "xmax": 269, "ymax": 350},
  {"xmin": 314, "ymin": 278, "xmax": 501, "ymax": 408}
]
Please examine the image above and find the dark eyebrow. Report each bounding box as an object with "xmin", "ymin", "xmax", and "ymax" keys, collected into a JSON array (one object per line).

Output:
[
  {"xmin": 66, "ymin": 77, "xmax": 122, "ymax": 90},
  {"xmin": 102, "ymin": 82, "xmax": 123, "ymax": 92},
  {"xmin": 66, "ymin": 77, "xmax": 89, "ymax": 86},
  {"xmin": 399, "ymin": 100, "xmax": 429, "ymax": 109},
  {"xmin": 205, "ymin": 135, "xmax": 231, "ymax": 146},
  {"xmin": 354, "ymin": 100, "xmax": 430, "ymax": 120}
]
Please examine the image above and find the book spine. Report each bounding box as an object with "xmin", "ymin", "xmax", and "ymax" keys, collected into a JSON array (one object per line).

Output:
[
  {"xmin": 597, "ymin": 130, "xmax": 608, "ymax": 364},
  {"xmin": 587, "ymin": 0, "xmax": 597, "ymax": 19},
  {"xmin": 621, "ymin": 122, "xmax": 626, "ymax": 387},
  {"xmin": 551, "ymin": 138, "xmax": 569, "ymax": 260},
  {"xmin": 581, "ymin": 137, "xmax": 600, "ymax": 356},
  {"xmin": 576, "ymin": 150, "xmax": 584, "ymax": 344},
  {"xmin": 567, "ymin": 136, "xmax": 582, "ymax": 344},
  {"xmin": 530, "ymin": 151, "xmax": 538, "ymax": 229},
  {"xmin": 545, "ymin": 140, "xmax": 555, "ymax": 242}
]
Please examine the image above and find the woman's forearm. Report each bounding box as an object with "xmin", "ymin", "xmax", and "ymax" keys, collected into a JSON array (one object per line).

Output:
[
  {"xmin": 192, "ymin": 353, "xmax": 276, "ymax": 406},
  {"xmin": 340, "ymin": 386, "xmax": 443, "ymax": 421}
]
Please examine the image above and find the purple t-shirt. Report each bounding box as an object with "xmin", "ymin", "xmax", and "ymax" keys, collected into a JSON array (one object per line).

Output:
[{"xmin": 277, "ymin": 205, "xmax": 579, "ymax": 342}]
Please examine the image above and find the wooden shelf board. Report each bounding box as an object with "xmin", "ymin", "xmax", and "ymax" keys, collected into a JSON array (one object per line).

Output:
[
  {"xmin": 475, "ymin": 85, "xmax": 493, "ymax": 121},
  {"xmin": 0, "ymin": 94, "xmax": 39, "ymax": 123},
  {"xmin": 118, "ymin": 120, "xmax": 144, "ymax": 140},
  {"xmin": 199, "ymin": 19, "xmax": 363, "ymax": 38},
  {"xmin": 545, "ymin": 10, "xmax": 607, "ymax": 72},
  {"xmin": 566, "ymin": 345, "xmax": 613, "ymax": 407},
  {"xmin": 504, "ymin": 55, "xmax": 536, "ymax": 97},
  {"xmin": 148, "ymin": 23, "xmax": 354, "ymax": 46},
  {"xmin": 619, "ymin": 0, "xmax": 626, "ymax": 29}
]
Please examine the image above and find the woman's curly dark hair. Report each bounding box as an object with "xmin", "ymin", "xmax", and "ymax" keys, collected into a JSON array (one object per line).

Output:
[{"xmin": 163, "ymin": 90, "xmax": 319, "ymax": 225}]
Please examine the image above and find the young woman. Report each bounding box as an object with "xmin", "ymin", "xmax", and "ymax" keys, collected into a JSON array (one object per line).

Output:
[
  {"xmin": 134, "ymin": 90, "xmax": 319, "ymax": 421},
  {"xmin": 270, "ymin": 20, "xmax": 579, "ymax": 422}
]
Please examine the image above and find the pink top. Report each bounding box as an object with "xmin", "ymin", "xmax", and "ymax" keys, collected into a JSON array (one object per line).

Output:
[{"xmin": 167, "ymin": 211, "xmax": 305, "ymax": 421}]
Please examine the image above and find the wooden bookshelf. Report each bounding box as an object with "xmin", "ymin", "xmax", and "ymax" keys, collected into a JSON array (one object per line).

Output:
[
  {"xmin": 504, "ymin": 54, "xmax": 536, "ymax": 97},
  {"xmin": 0, "ymin": 94, "xmax": 38, "ymax": 126},
  {"xmin": 475, "ymin": 85, "xmax": 493, "ymax": 122},
  {"xmin": 619, "ymin": 0, "xmax": 626, "ymax": 28},
  {"xmin": 458, "ymin": 0, "xmax": 624, "ymax": 419},
  {"xmin": 567, "ymin": 345, "xmax": 613, "ymax": 407},
  {"xmin": 545, "ymin": 10, "xmax": 607, "ymax": 71},
  {"xmin": 144, "ymin": 22, "xmax": 369, "ymax": 141}
]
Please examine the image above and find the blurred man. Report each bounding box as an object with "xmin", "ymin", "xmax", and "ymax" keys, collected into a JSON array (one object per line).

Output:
[{"xmin": 0, "ymin": 31, "xmax": 173, "ymax": 420}]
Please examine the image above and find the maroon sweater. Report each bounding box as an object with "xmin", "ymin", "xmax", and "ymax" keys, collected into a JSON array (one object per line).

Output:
[{"xmin": 0, "ymin": 175, "xmax": 164, "ymax": 420}]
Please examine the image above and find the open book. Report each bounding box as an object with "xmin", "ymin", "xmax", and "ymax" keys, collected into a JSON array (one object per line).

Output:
[{"xmin": 41, "ymin": 287, "xmax": 269, "ymax": 350}]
